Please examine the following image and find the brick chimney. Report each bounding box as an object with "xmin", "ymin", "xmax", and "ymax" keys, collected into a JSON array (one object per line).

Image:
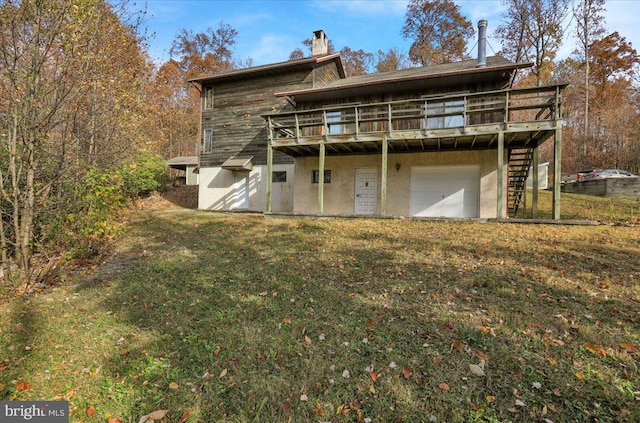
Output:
[{"xmin": 312, "ymin": 30, "xmax": 328, "ymax": 56}]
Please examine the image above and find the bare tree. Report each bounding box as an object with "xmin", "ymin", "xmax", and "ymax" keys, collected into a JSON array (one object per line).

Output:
[
  {"xmin": 402, "ymin": 0, "xmax": 473, "ymax": 66},
  {"xmin": 573, "ymin": 0, "xmax": 606, "ymax": 152},
  {"xmin": 339, "ymin": 46, "xmax": 374, "ymax": 76},
  {"xmin": 376, "ymin": 48, "xmax": 411, "ymax": 73},
  {"xmin": 496, "ymin": 0, "xmax": 570, "ymax": 86},
  {"xmin": 169, "ymin": 21, "xmax": 238, "ymax": 78},
  {"xmin": 0, "ymin": 0, "xmax": 148, "ymax": 289}
]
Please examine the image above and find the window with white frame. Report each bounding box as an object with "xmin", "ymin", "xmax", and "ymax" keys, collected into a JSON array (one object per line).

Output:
[
  {"xmin": 425, "ymin": 100, "xmax": 464, "ymax": 129},
  {"xmin": 204, "ymin": 86, "xmax": 214, "ymax": 109},
  {"xmin": 202, "ymin": 129, "xmax": 213, "ymax": 154}
]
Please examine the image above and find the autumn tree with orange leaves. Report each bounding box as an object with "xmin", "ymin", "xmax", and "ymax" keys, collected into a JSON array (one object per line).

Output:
[
  {"xmin": 556, "ymin": 32, "xmax": 640, "ymax": 173},
  {"xmin": 0, "ymin": 0, "xmax": 152, "ymax": 289},
  {"xmin": 402, "ymin": 0, "xmax": 473, "ymax": 66}
]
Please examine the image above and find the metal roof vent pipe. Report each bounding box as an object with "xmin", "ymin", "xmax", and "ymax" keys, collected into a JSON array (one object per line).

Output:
[
  {"xmin": 477, "ymin": 20, "xmax": 487, "ymax": 68},
  {"xmin": 312, "ymin": 30, "xmax": 328, "ymax": 56}
]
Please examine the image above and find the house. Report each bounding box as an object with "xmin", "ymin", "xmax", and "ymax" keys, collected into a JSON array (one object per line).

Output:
[{"xmin": 189, "ymin": 23, "xmax": 566, "ymax": 219}]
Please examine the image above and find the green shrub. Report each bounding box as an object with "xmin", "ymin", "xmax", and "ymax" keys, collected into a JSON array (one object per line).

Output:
[
  {"xmin": 118, "ymin": 154, "xmax": 169, "ymax": 198},
  {"xmin": 42, "ymin": 154, "xmax": 169, "ymax": 261}
]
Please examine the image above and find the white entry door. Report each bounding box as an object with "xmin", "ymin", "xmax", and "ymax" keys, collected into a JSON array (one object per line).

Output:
[
  {"xmin": 355, "ymin": 169, "xmax": 377, "ymax": 215},
  {"xmin": 232, "ymin": 173, "xmax": 249, "ymax": 210},
  {"xmin": 410, "ymin": 166, "xmax": 479, "ymax": 218}
]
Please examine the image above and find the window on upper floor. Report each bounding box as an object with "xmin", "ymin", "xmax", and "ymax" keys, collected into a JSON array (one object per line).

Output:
[
  {"xmin": 204, "ymin": 86, "xmax": 214, "ymax": 109},
  {"xmin": 425, "ymin": 99, "xmax": 464, "ymax": 129},
  {"xmin": 202, "ymin": 129, "xmax": 213, "ymax": 154}
]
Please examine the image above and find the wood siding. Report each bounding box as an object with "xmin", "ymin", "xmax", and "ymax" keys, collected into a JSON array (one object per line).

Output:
[
  {"xmin": 314, "ymin": 61, "xmax": 342, "ymax": 87},
  {"xmin": 200, "ymin": 70, "xmax": 312, "ymax": 168},
  {"xmin": 199, "ymin": 59, "xmax": 345, "ymax": 168}
]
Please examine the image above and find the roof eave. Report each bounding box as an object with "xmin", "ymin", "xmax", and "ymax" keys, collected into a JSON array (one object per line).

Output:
[
  {"xmin": 275, "ymin": 62, "xmax": 532, "ymax": 98},
  {"xmin": 187, "ymin": 53, "xmax": 344, "ymax": 84}
]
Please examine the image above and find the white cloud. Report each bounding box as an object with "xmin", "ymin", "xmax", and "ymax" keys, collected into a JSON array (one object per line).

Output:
[{"xmin": 246, "ymin": 33, "xmax": 298, "ymax": 64}]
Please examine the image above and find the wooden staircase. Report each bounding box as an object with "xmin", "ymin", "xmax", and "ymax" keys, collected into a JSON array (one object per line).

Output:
[{"xmin": 508, "ymin": 148, "xmax": 534, "ymax": 217}]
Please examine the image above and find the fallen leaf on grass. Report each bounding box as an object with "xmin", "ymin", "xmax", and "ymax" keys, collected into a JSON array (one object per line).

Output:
[
  {"xmin": 369, "ymin": 372, "xmax": 379, "ymax": 381},
  {"xmin": 219, "ymin": 368, "xmax": 228, "ymax": 378},
  {"xmin": 584, "ymin": 343, "xmax": 606, "ymax": 357},
  {"xmin": 439, "ymin": 383, "xmax": 450, "ymax": 391},
  {"xmin": 486, "ymin": 395, "xmax": 495, "ymax": 403},
  {"xmin": 169, "ymin": 382, "xmax": 179, "ymax": 389},
  {"xmin": 469, "ymin": 364, "xmax": 485, "ymax": 377},
  {"xmin": 86, "ymin": 405, "xmax": 96, "ymax": 417},
  {"xmin": 620, "ymin": 343, "xmax": 638, "ymax": 353},
  {"xmin": 282, "ymin": 317, "xmax": 292, "ymax": 324},
  {"xmin": 282, "ymin": 403, "xmax": 292, "ymax": 418},
  {"xmin": 177, "ymin": 410, "xmax": 190, "ymax": 423},
  {"xmin": 474, "ymin": 350, "xmax": 490, "ymax": 360},
  {"xmin": 14, "ymin": 381, "xmax": 31, "ymax": 391},
  {"xmin": 401, "ymin": 368, "xmax": 412, "ymax": 378},
  {"xmin": 138, "ymin": 410, "xmax": 167, "ymax": 423},
  {"xmin": 312, "ymin": 403, "xmax": 324, "ymax": 416},
  {"xmin": 108, "ymin": 419, "xmax": 123, "ymax": 423}
]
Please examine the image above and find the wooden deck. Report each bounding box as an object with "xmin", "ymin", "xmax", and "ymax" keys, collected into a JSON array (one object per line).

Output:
[
  {"xmin": 263, "ymin": 83, "xmax": 567, "ymax": 220},
  {"xmin": 265, "ymin": 84, "xmax": 566, "ymax": 156}
]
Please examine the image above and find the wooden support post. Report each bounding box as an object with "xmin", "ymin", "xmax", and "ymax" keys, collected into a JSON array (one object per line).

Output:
[
  {"xmin": 318, "ymin": 143, "xmax": 325, "ymax": 214},
  {"xmin": 532, "ymin": 146, "xmax": 539, "ymax": 218},
  {"xmin": 266, "ymin": 118, "xmax": 273, "ymax": 212},
  {"xmin": 552, "ymin": 123, "xmax": 562, "ymax": 220},
  {"xmin": 381, "ymin": 136, "xmax": 388, "ymax": 216},
  {"xmin": 497, "ymin": 131, "xmax": 505, "ymax": 219}
]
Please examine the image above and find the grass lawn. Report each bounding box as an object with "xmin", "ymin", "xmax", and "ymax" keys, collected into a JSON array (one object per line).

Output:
[{"xmin": 1, "ymin": 189, "xmax": 639, "ymax": 422}]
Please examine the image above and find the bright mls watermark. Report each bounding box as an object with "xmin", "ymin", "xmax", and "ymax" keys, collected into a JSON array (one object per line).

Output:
[{"xmin": 1, "ymin": 401, "xmax": 68, "ymax": 422}]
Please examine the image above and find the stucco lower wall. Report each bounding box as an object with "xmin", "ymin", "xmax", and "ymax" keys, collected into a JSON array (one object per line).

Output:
[
  {"xmin": 293, "ymin": 151, "xmax": 505, "ymax": 218},
  {"xmin": 198, "ymin": 164, "xmax": 294, "ymax": 212}
]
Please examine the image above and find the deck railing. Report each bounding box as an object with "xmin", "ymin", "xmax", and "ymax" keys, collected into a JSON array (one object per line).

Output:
[{"xmin": 267, "ymin": 85, "xmax": 564, "ymax": 141}]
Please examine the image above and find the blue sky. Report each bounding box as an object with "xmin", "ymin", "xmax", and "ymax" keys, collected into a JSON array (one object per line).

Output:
[{"xmin": 134, "ymin": 0, "xmax": 640, "ymax": 67}]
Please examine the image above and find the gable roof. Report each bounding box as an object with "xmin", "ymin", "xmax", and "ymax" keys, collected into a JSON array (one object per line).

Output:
[
  {"xmin": 276, "ymin": 56, "xmax": 532, "ymax": 102},
  {"xmin": 188, "ymin": 53, "xmax": 346, "ymax": 85}
]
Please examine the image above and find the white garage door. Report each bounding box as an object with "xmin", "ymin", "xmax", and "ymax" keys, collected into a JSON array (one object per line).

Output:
[{"xmin": 410, "ymin": 166, "xmax": 479, "ymax": 218}]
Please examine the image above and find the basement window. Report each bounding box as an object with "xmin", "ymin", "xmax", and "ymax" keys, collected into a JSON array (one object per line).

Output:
[
  {"xmin": 272, "ymin": 171, "xmax": 287, "ymax": 183},
  {"xmin": 312, "ymin": 170, "xmax": 331, "ymax": 184}
]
